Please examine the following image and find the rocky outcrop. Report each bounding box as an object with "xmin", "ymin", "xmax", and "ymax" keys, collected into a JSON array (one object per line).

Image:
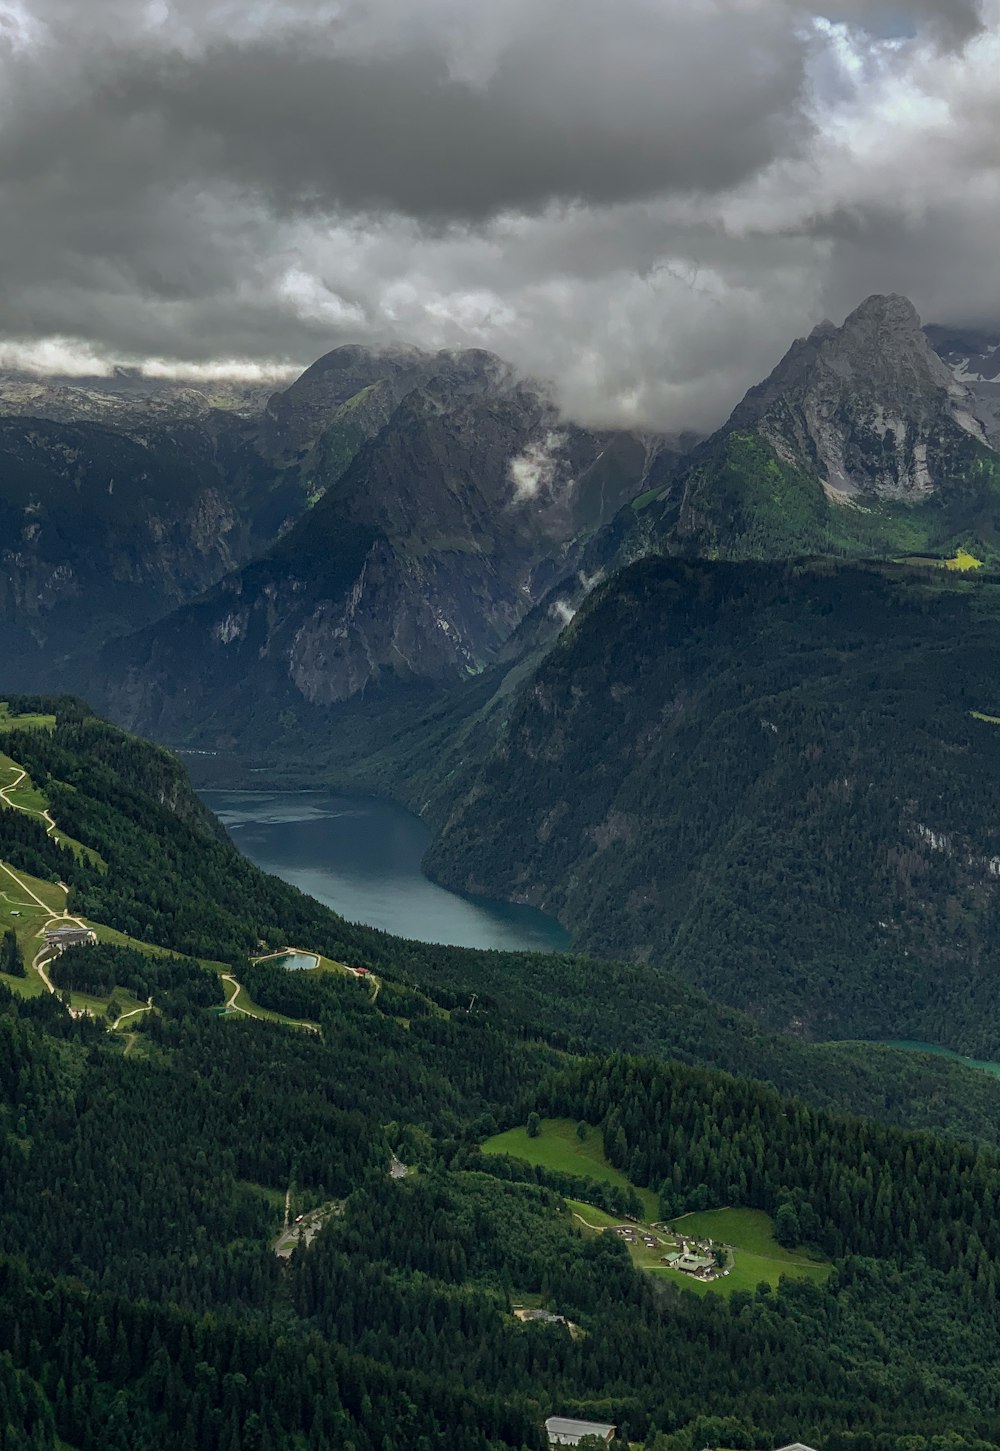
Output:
[
  {"xmin": 96, "ymin": 357, "xmax": 669, "ymax": 741},
  {"xmin": 0, "ymin": 416, "xmax": 282, "ymax": 683},
  {"xmin": 725, "ymin": 294, "xmax": 989, "ymax": 500}
]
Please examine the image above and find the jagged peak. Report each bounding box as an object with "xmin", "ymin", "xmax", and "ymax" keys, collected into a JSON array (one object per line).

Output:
[
  {"xmin": 807, "ymin": 319, "xmax": 837, "ymax": 343},
  {"xmin": 841, "ymin": 292, "xmax": 922, "ymax": 330}
]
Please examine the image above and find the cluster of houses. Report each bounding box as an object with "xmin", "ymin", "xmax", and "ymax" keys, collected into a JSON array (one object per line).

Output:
[
  {"xmin": 609, "ymin": 1223, "xmax": 729, "ymax": 1281},
  {"xmin": 544, "ymin": 1421, "xmax": 817, "ymax": 1450},
  {"xmin": 661, "ymin": 1234, "xmax": 729, "ymax": 1282},
  {"xmin": 613, "ymin": 1225, "xmax": 661, "ymax": 1250}
]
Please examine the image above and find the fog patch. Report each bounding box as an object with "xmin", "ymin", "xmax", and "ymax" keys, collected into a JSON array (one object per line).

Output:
[
  {"xmin": 550, "ymin": 598, "xmax": 576, "ymax": 626},
  {"xmin": 509, "ymin": 430, "xmax": 566, "ymax": 501}
]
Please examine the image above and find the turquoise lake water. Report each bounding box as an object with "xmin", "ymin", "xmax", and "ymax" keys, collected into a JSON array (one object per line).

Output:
[
  {"xmin": 881, "ymin": 1039, "xmax": 1000, "ymax": 1079},
  {"xmin": 201, "ymin": 789, "xmax": 569, "ymax": 954}
]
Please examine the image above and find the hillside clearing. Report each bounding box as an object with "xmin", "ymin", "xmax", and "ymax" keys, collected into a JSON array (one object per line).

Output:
[{"xmin": 482, "ymin": 1117, "xmax": 659, "ymax": 1220}]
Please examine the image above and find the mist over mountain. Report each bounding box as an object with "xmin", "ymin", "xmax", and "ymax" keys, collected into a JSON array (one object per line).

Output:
[{"xmin": 96, "ymin": 348, "xmax": 673, "ymax": 739}]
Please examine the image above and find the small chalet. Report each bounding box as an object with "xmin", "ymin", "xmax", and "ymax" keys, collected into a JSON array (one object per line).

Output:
[{"xmin": 545, "ymin": 1417, "xmax": 616, "ymax": 1447}]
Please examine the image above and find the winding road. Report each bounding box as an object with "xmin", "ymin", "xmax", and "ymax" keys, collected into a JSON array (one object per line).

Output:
[{"xmin": 0, "ymin": 766, "xmax": 60, "ymax": 839}]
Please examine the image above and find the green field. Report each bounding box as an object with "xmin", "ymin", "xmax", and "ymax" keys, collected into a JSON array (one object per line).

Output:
[
  {"xmin": 68, "ymin": 987, "xmax": 148, "ymax": 1022},
  {"xmin": 0, "ymin": 703, "xmax": 56, "ymax": 733},
  {"xmin": 565, "ymin": 1198, "xmax": 831, "ymax": 1297},
  {"xmin": 899, "ymin": 549, "xmax": 984, "ymax": 572},
  {"xmin": 482, "ymin": 1117, "xmax": 659, "ymax": 1220},
  {"xmin": 662, "ymin": 1208, "xmax": 832, "ymax": 1294}
]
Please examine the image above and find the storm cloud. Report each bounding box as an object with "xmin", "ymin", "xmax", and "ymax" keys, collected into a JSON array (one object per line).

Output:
[{"xmin": 0, "ymin": 0, "xmax": 996, "ymax": 429}]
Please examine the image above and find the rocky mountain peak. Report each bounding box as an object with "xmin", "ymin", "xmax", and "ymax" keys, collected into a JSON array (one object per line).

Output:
[{"xmin": 725, "ymin": 292, "xmax": 990, "ymax": 499}]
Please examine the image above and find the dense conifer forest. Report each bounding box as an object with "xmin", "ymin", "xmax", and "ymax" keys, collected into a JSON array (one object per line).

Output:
[
  {"xmin": 414, "ymin": 558, "xmax": 1000, "ymax": 1052},
  {"xmin": 5, "ymin": 699, "xmax": 1000, "ymax": 1447}
]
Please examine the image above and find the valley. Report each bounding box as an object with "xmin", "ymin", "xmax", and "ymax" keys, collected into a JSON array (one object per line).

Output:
[
  {"xmin": 202, "ymin": 786, "xmax": 569, "ymax": 951},
  {"xmin": 3, "ymin": 298, "xmax": 1000, "ymax": 1451}
]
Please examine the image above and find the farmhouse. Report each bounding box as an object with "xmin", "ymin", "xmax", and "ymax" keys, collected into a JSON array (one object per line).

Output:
[
  {"xmin": 545, "ymin": 1416, "xmax": 616, "ymax": 1446},
  {"xmin": 44, "ymin": 926, "xmax": 96, "ymax": 952}
]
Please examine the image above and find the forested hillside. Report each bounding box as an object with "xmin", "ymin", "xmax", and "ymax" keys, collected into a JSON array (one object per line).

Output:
[
  {"xmin": 419, "ymin": 557, "xmax": 1000, "ymax": 1051},
  {"xmin": 4, "ymin": 699, "xmax": 1000, "ymax": 1444},
  {"xmin": 9, "ymin": 696, "xmax": 1000, "ymax": 1144}
]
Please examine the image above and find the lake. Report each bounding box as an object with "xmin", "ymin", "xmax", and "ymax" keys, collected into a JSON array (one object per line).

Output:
[
  {"xmin": 200, "ymin": 789, "xmax": 569, "ymax": 953},
  {"xmin": 881, "ymin": 1039, "xmax": 1000, "ymax": 1079}
]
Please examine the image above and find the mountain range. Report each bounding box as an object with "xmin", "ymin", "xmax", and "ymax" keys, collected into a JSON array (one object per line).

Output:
[
  {"xmin": 4, "ymin": 293, "xmax": 1000, "ymax": 1051},
  {"xmin": 78, "ymin": 292, "xmax": 1000, "ymax": 750}
]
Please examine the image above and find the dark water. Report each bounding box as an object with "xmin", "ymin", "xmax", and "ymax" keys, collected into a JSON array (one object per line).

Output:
[{"xmin": 200, "ymin": 789, "xmax": 569, "ymax": 953}]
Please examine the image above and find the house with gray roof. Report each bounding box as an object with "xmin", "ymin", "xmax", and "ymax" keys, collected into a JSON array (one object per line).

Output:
[{"xmin": 545, "ymin": 1416, "xmax": 616, "ymax": 1446}]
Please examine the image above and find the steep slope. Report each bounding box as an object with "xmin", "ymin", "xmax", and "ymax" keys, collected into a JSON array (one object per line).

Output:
[
  {"xmin": 419, "ymin": 556, "xmax": 1000, "ymax": 1049},
  {"xmin": 0, "ymin": 345, "xmax": 520, "ymax": 690},
  {"xmin": 8, "ymin": 693, "xmax": 1000, "ymax": 1140},
  {"xmin": 0, "ymin": 415, "xmax": 295, "ymax": 683},
  {"xmin": 609, "ymin": 294, "xmax": 1000, "ymax": 570},
  {"xmin": 927, "ymin": 322, "xmax": 1000, "ymax": 448},
  {"xmin": 97, "ymin": 357, "xmax": 666, "ymax": 742}
]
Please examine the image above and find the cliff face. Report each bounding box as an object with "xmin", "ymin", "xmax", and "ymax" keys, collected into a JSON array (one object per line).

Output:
[
  {"xmin": 97, "ymin": 356, "xmax": 668, "ymax": 740},
  {"xmin": 600, "ymin": 295, "xmax": 1000, "ymax": 575},
  {"xmin": 725, "ymin": 294, "xmax": 989, "ymax": 501},
  {"xmin": 0, "ymin": 416, "xmax": 282, "ymax": 681},
  {"xmin": 0, "ymin": 344, "xmax": 552, "ymax": 691}
]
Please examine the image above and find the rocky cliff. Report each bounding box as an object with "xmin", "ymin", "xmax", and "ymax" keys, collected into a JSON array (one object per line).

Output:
[
  {"xmin": 98, "ymin": 352, "xmax": 668, "ymax": 741},
  {"xmin": 606, "ymin": 294, "xmax": 1000, "ymax": 572}
]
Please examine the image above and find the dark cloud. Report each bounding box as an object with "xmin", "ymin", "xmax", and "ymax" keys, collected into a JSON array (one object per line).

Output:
[
  {"xmin": 0, "ymin": 0, "xmax": 994, "ymax": 427},
  {"xmin": 2, "ymin": 7, "xmax": 810, "ymax": 222}
]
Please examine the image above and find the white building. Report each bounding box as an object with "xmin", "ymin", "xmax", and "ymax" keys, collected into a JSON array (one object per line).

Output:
[{"xmin": 545, "ymin": 1417, "xmax": 616, "ymax": 1446}]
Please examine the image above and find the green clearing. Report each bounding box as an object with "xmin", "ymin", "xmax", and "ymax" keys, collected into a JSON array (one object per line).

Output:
[
  {"xmin": 239, "ymin": 1179, "xmax": 287, "ymax": 1212},
  {"xmin": 664, "ymin": 1208, "xmax": 832, "ymax": 1294},
  {"xmin": 93, "ymin": 923, "xmax": 229, "ymax": 977},
  {"xmin": 565, "ymin": 1199, "xmax": 671, "ymax": 1271},
  {"xmin": 899, "ymin": 549, "xmax": 984, "ymax": 572},
  {"xmin": 0, "ymin": 750, "xmax": 105, "ymax": 866},
  {"xmin": 0, "ymin": 857, "xmax": 68, "ymax": 915},
  {"xmin": 0, "ymin": 703, "xmax": 56, "ymax": 733},
  {"xmin": 566, "ymin": 1199, "xmax": 830, "ymax": 1297},
  {"xmin": 69, "ymin": 987, "xmax": 147, "ymax": 1022},
  {"xmin": 971, "ymin": 710, "xmax": 1000, "ymax": 725},
  {"xmin": 482, "ymin": 1117, "xmax": 659, "ymax": 1220},
  {"xmin": 0, "ymin": 965, "xmax": 46, "ymax": 998}
]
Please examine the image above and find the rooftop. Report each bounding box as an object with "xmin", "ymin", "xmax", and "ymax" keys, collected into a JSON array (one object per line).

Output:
[{"xmin": 546, "ymin": 1416, "xmax": 616, "ymax": 1444}]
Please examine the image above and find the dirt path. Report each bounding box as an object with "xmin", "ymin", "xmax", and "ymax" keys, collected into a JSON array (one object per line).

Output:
[
  {"xmin": 221, "ymin": 973, "xmax": 248, "ymax": 1014},
  {"xmin": 112, "ymin": 996, "xmax": 153, "ymax": 1030},
  {"xmin": 33, "ymin": 944, "xmax": 56, "ymax": 994},
  {"xmin": 0, "ymin": 766, "xmax": 59, "ymax": 839},
  {"xmin": 0, "ymin": 858, "xmax": 92, "ymax": 1002}
]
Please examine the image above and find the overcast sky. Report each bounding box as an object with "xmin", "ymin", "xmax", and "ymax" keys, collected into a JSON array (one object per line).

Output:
[{"xmin": 0, "ymin": 0, "xmax": 996, "ymax": 429}]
